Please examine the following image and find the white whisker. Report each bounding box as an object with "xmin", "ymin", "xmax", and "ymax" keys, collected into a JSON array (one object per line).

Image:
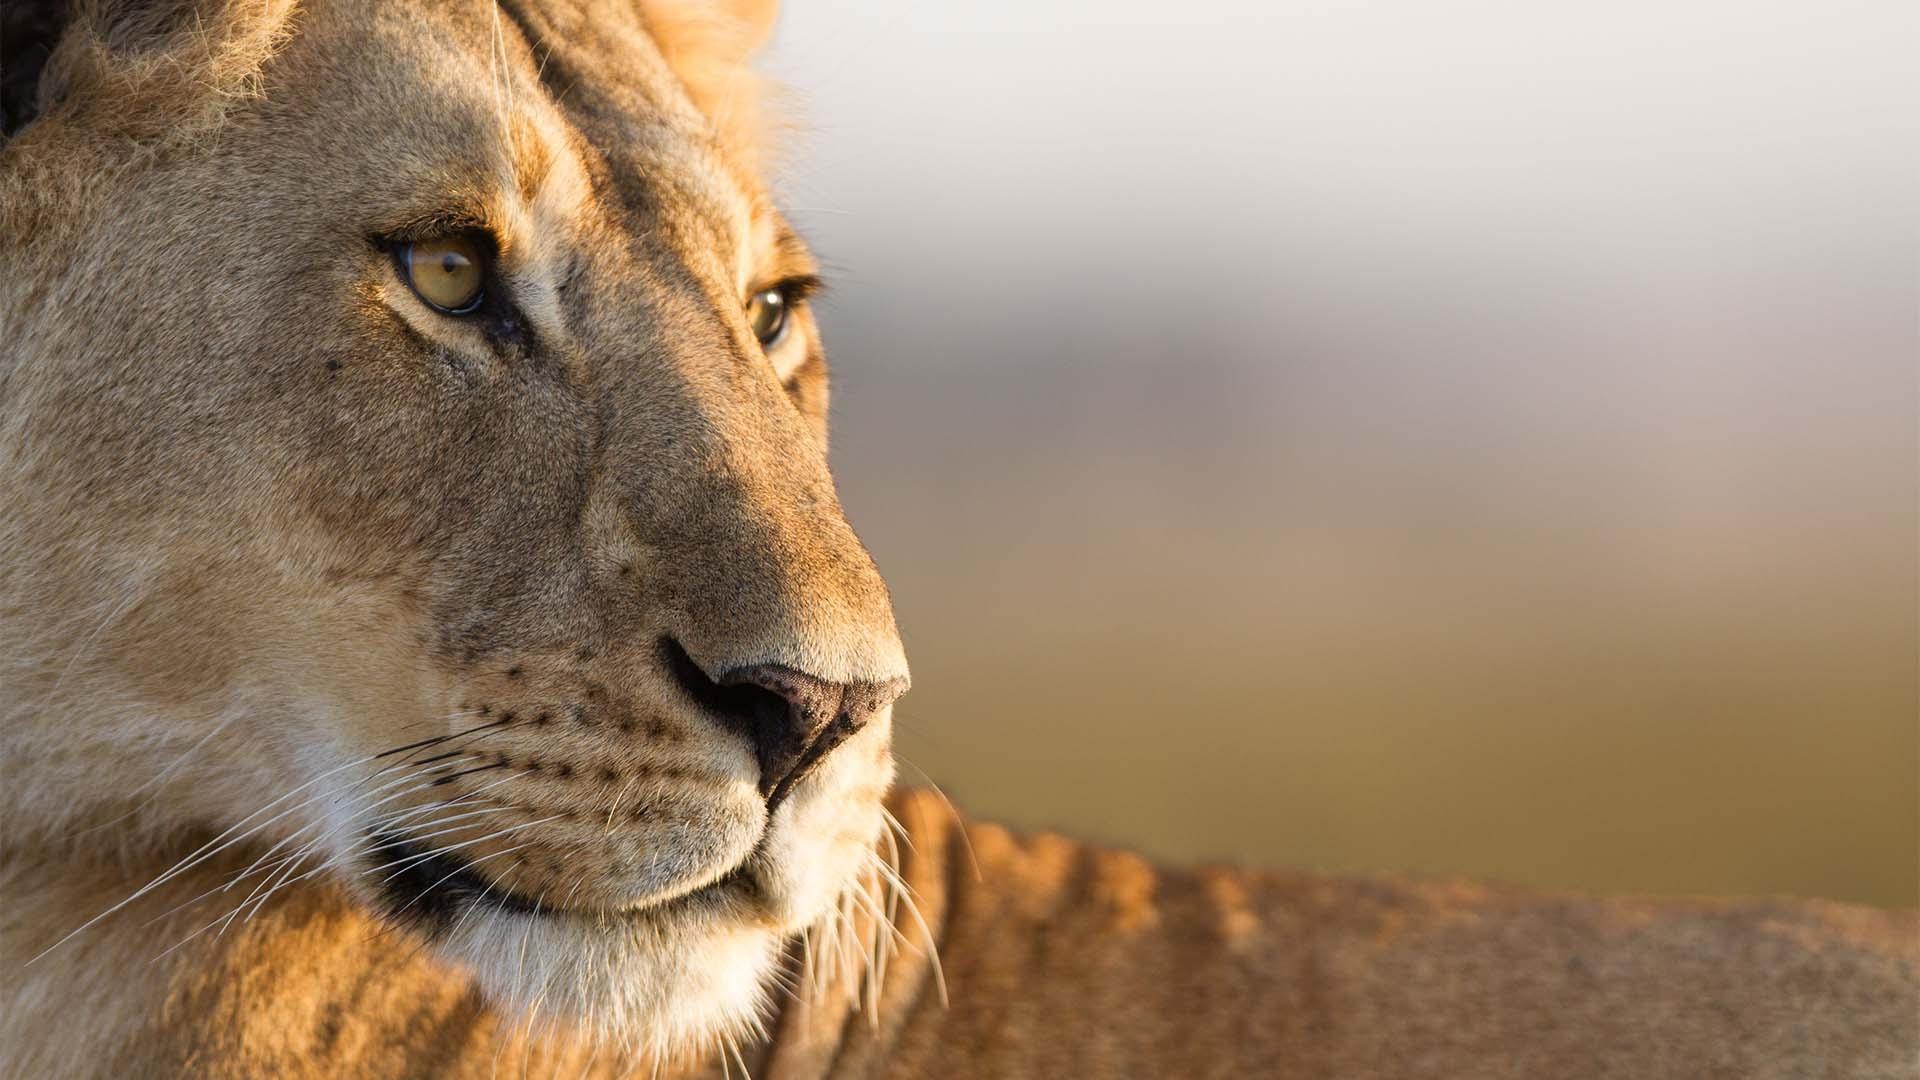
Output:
[{"xmin": 374, "ymin": 815, "xmax": 564, "ymax": 883}]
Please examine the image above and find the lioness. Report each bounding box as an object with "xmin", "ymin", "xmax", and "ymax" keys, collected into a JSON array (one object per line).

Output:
[{"xmin": 1, "ymin": 0, "xmax": 1914, "ymax": 1076}]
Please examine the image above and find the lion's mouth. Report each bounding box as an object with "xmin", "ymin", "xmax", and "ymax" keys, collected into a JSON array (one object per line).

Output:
[{"xmin": 366, "ymin": 829, "xmax": 755, "ymax": 927}]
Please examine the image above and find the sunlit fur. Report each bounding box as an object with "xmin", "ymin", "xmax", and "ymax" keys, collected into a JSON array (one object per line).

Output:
[
  {"xmin": 4, "ymin": 2, "xmax": 1916, "ymax": 1077},
  {"xmin": 2, "ymin": 0, "xmax": 906, "ymax": 1070}
]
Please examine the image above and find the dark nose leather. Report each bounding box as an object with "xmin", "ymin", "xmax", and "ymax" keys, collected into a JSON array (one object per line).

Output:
[{"xmin": 662, "ymin": 638, "xmax": 907, "ymax": 810}]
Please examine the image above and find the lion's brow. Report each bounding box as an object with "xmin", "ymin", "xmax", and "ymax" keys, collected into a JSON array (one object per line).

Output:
[{"xmin": 508, "ymin": 112, "xmax": 558, "ymax": 204}]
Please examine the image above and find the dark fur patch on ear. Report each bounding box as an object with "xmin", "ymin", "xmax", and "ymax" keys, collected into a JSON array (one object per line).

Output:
[
  {"xmin": 1, "ymin": 0, "xmax": 296, "ymax": 242},
  {"xmin": 6, "ymin": 0, "xmax": 295, "ymax": 143},
  {"xmin": 1, "ymin": 0, "xmax": 210, "ymax": 138},
  {"xmin": 1, "ymin": 0, "xmax": 73, "ymax": 137}
]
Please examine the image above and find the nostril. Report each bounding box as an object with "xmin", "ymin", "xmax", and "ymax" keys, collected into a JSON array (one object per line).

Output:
[
  {"xmin": 661, "ymin": 636, "xmax": 816, "ymax": 800},
  {"xmin": 662, "ymin": 636, "xmax": 771, "ymax": 724},
  {"xmin": 661, "ymin": 638, "xmax": 786, "ymax": 757},
  {"xmin": 658, "ymin": 637, "xmax": 901, "ymax": 810}
]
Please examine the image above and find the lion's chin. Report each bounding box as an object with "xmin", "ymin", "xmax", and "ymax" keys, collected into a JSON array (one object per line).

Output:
[
  {"xmin": 437, "ymin": 887, "xmax": 785, "ymax": 1060},
  {"xmin": 342, "ymin": 758, "xmax": 891, "ymax": 1058},
  {"xmin": 369, "ymin": 826, "xmax": 868, "ymax": 1061}
]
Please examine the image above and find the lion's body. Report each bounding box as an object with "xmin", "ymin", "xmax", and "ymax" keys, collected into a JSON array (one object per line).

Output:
[
  {"xmin": 1, "ymin": 0, "xmax": 1914, "ymax": 1076},
  {"xmin": 3, "ymin": 790, "xmax": 1914, "ymax": 1077},
  {"xmin": 857, "ymin": 793, "xmax": 1918, "ymax": 1079}
]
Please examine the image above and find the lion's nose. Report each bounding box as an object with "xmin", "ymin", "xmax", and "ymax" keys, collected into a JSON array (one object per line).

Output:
[{"xmin": 661, "ymin": 638, "xmax": 906, "ymax": 809}]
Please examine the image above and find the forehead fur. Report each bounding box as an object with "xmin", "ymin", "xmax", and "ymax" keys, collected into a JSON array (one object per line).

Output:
[{"xmin": 0, "ymin": 0, "xmax": 784, "ymax": 247}]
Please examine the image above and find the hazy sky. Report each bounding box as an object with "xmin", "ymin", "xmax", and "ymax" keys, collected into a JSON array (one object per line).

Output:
[
  {"xmin": 756, "ymin": 1, "xmax": 1916, "ymax": 905},
  {"xmin": 767, "ymin": 0, "xmax": 1913, "ymax": 363}
]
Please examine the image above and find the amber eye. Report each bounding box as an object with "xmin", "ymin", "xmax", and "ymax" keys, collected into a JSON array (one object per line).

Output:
[
  {"xmin": 400, "ymin": 236, "xmax": 486, "ymax": 314},
  {"xmin": 747, "ymin": 286, "xmax": 789, "ymax": 347}
]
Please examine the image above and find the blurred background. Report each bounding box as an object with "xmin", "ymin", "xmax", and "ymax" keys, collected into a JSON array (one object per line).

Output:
[{"xmin": 763, "ymin": 0, "xmax": 1916, "ymax": 907}]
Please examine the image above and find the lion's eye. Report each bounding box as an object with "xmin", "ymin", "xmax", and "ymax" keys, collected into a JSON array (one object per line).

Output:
[
  {"xmin": 747, "ymin": 286, "xmax": 789, "ymax": 347},
  {"xmin": 400, "ymin": 236, "xmax": 486, "ymax": 314}
]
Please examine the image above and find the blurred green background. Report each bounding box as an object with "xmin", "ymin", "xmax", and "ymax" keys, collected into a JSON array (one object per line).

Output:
[{"xmin": 765, "ymin": 0, "xmax": 1917, "ymax": 906}]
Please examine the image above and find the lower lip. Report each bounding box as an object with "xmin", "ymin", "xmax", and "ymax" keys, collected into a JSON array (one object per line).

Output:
[{"xmin": 368, "ymin": 829, "xmax": 756, "ymax": 924}]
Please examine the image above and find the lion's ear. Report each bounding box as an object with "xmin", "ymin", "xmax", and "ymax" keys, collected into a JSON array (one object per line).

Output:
[
  {"xmin": 638, "ymin": 0, "xmax": 779, "ymax": 72},
  {"xmin": 1, "ymin": 0, "xmax": 294, "ymax": 143},
  {"xmin": 2, "ymin": 0, "xmax": 72, "ymax": 137},
  {"xmin": 636, "ymin": 0, "xmax": 783, "ymax": 169}
]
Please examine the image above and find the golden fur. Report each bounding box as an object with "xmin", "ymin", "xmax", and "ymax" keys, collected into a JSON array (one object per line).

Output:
[
  {"xmin": 2, "ymin": 1, "xmax": 1914, "ymax": 1076},
  {"xmin": 1, "ymin": 791, "xmax": 1914, "ymax": 1077}
]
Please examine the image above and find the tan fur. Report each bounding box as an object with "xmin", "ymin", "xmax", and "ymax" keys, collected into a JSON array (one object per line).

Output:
[
  {"xmin": 1, "ymin": 792, "xmax": 1913, "ymax": 1077},
  {"xmin": 4, "ymin": 0, "xmax": 898, "ymax": 1069},
  {"xmin": 1, "ymin": 2, "xmax": 1914, "ymax": 1076}
]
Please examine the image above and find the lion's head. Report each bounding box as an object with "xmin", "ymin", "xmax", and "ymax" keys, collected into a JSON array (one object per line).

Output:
[{"xmin": 1, "ymin": 0, "xmax": 906, "ymax": 1059}]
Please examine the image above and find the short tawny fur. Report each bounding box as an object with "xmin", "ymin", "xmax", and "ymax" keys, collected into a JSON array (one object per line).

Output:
[{"xmin": 2, "ymin": 2, "xmax": 1914, "ymax": 1077}]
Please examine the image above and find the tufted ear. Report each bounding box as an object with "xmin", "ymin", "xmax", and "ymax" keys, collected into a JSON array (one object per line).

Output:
[
  {"xmin": 636, "ymin": 0, "xmax": 783, "ymax": 170},
  {"xmin": 0, "ymin": 0, "xmax": 295, "ymax": 143}
]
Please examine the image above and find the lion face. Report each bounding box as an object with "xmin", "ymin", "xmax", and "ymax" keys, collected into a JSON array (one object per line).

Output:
[{"xmin": 1, "ymin": 0, "xmax": 905, "ymax": 1057}]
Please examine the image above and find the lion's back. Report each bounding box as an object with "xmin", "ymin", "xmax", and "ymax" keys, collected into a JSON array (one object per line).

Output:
[{"xmin": 866, "ymin": 789, "xmax": 1919, "ymax": 1078}]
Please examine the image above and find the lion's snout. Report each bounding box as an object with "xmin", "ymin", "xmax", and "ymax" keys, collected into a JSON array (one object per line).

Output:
[{"xmin": 661, "ymin": 636, "xmax": 908, "ymax": 810}]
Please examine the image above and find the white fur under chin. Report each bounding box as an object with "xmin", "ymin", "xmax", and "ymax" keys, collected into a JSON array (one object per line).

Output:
[
  {"xmin": 451, "ymin": 903, "xmax": 782, "ymax": 1062},
  {"xmin": 414, "ymin": 755, "xmax": 895, "ymax": 1064}
]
